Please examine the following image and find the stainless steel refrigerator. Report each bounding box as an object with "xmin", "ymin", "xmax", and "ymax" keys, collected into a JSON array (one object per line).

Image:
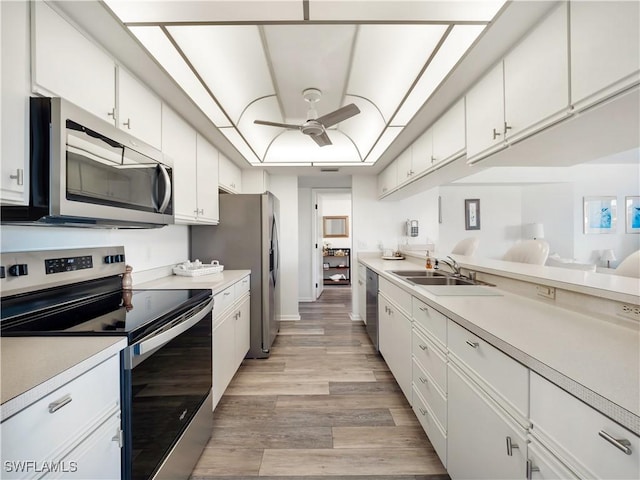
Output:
[{"xmin": 190, "ymin": 192, "xmax": 279, "ymax": 358}]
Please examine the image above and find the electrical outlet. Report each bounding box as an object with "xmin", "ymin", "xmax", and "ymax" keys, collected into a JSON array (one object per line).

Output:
[
  {"xmin": 617, "ymin": 304, "xmax": 640, "ymax": 321},
  {"xmin": 536, "ymin": 285, "xmax": 556, "ymax": 299}
]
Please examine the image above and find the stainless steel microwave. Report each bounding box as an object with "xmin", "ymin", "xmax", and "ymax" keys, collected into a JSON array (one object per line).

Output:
[{"xmin": 1, "ymin": 97, "xmax": 173, "ymax": 228}]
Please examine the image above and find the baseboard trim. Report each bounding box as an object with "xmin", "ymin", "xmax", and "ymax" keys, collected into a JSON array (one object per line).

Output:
[
  {"xmin": 349, "ymin": 312, "xmax": 363, "ymax": 321},
  {"xmin": 298, "ymin": 296, "xmax": 315, "ymax": 303},
  {"xmin": 278, "ymin": 314, "xmax": 301, "ymax": 322}
]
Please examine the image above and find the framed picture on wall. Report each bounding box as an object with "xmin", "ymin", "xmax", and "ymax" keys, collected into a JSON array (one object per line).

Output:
[
  {"xmin": 465, "ymin": 199, "xmax": 480, "ymax": 230},
  {"xmin": 583, "ymin": 196, "xmax": 617, "ymax": 234},
  {"xmin": 626, "ymin": 196, "xmax": 640, "ymax": 233}
]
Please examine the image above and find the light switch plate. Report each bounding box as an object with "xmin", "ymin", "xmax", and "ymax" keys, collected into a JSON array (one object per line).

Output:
[{"xmin": 536, "ymin": 285, "xmax": 556, "ymax": 299}]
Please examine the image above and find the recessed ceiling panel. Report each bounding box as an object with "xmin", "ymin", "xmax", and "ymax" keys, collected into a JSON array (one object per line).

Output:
[
  {"xmin": 106, "ymin": 1, "xmax": 303, "ymax": 23},
  {"xmin": 265, "ymin": 130, "xmax": 360, "ymax": 163},
  {"xmin": 263, "ymin": 25, "xmax": 357, "ymax": 123},
  {"xmin": 237, "ymin": 96, "xmax": 283, "ymax": 159},
  {"xmin": 363, "ymin": 126, "xmax": 403, "ymax": 163},
  {"xmin": 129, "ymin": 26, "xmax": 231, "ymax": 126},
  {"xmin": 169, "ymin": 25, "xmax": 274, "ymax": 124},
  {"xmin": 348, "ymin": 25, "xmax": 448, "ymax": 122},
  {"xmin": 219, "ymin": 127, "xmax": 261, "ymax": 164},
  {"xmin": 309, "ymin": 0, "xmax": 505, "ymax": 22},
  {"xmin": 337, "ymin": 95, "xmax": 386, "ymax": 159}
]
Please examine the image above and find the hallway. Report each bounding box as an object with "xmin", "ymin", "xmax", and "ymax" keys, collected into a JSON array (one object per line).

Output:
[{"xmin": 190, "ymin": 287, "xmax": 449, "ymax": 479}]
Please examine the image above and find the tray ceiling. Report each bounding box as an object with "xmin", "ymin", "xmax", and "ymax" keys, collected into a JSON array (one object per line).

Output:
[{"xmin": 105, "ymin": 1, "xmax": 506, "ymax": 167}]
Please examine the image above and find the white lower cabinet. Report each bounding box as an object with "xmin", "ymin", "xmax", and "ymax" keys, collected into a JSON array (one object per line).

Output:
[
  {"xmin": 212, "ymin": 275, "xmax": 251, "ymax": 409},
  {"xmin": 378, "ymin": 291, "xmax": 412, "ymax": 403},
  {"xmin": 530, "ymin": 372, "xmax": 640, "ymax": 480},
  {"xmin": 447, "ymin": 361, "xmax": 527, "ymax": 480},
  {"xmin": 1, "ymin": 354, "xmax": 122, "ymax": 479},
  {"xmin": 527, "ymin": 437, "xmax": 579, "ymax": 480}
]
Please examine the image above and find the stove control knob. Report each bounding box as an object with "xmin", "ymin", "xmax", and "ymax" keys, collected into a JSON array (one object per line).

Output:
[
  {"xmin": 8, "ymin": 264, "xmax": 28, "ymax": 277},
  {"xmin": 105, "ymin": 255, "xmax": 115, "ymax": 264},
  {"xmin": 116, "ymin": 254, "xmax": 125, "ymax": 263}
]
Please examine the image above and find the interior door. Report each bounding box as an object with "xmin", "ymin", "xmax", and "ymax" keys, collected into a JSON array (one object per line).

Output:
[{"xmin": 314, "ymin": 193, "xmax": 324, "ymax": 299}]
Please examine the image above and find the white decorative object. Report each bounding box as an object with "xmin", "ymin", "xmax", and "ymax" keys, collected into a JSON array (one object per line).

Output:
[
  {"xmin": 523, "ymin": 223, "xmax": 545, "ymax": 239},
  {"xmin": 173, "ymin": 260, "xmax": 224, "ymax": 276}
]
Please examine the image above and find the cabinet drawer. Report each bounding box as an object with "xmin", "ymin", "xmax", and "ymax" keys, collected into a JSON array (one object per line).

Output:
[
  {"xmin": 530, "ymin": 372, "xmax": 640, "ymax": 480},
  {"xmin": 234, "ymin": 275, "xmax": 250, "ymax": 298},
  {"xmin": 412, "ymin": 298, "xmax": 447, "ymax": 348},
  {"xmin": 413, "ymin": 359, "xmax": 447, "ymax": 430},
  {"xmin": 528, "ymin": 436, "xmax": 580, "ymax": 480},
  {"xmin": 1, "ymin": 355, "xmax": 120, "ymax": 464},
  {"xmin": 413, "ymin": 386, "xmax": 447, "ymax": 468},
  {"xmin": 214, "ymin": 285, "xmax": 235, "ymax": 319},
  {"xmin": 412, "ymin": 328, "xmax": 447, "ymax": 393},
  {"xmin": 379, "ymin": 277, "xmax": 411, "ymax": 316},
  {"xmin": 448, "ymin": 320, "xmax": 528, "ymax": 420}
]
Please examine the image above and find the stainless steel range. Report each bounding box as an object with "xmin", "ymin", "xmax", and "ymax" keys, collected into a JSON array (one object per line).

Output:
[{"xmin": 0, "ymin": 246, "xmax": 214, "ymax": 480}]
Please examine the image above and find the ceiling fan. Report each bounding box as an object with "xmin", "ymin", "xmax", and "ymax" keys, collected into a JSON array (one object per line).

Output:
[{"xmin": 253, "ymin": 88, "xmax": 360, "ymax": 147}]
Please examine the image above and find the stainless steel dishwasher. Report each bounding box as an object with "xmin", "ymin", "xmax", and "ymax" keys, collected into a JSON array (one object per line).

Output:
[{"xmin": 365, "ymin": 268, "xmax": 379, "ymax": 352}]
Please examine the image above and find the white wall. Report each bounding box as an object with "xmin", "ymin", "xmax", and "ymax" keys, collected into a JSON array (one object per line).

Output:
[
  {"xmin": 0, "ymin": 225, "xmax": 189, "ymax": 282},
  {"xmin": 269, "ymin": 174, "xmax": 300, "ymax": 321},
  {"xmin": 393, "ymin": 187, "xmax": 441, "ymax": 250},
  {"xmin": 298, "ymin": 187, "xmax": 314, "ymax": 302},
  {"xmin": 320, "ymin": 192, "xmax": 352, "ymax": 249}
]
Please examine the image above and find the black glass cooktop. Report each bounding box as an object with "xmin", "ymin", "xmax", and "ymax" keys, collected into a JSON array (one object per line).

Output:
[{"xmin": 0, "ymin": 276, "xmax": 211, "ymax": 343}]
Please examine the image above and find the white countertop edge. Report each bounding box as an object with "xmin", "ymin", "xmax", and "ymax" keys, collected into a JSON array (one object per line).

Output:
[
  {"xmin": 1, "ymin": 337, "xmax": 127, "ymax": 422},
  {"xmin": 137, "ymin": 270, "xmax": 251, "ymax": 294},
  {"xmin": 359, "ymin": 255, "xmax": 640, "ymax": 436}
]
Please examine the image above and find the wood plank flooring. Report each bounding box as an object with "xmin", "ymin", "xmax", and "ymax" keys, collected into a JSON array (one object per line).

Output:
[{"xmin": 190, "ymin": 286, "xmax": 449, "ymax": 480}]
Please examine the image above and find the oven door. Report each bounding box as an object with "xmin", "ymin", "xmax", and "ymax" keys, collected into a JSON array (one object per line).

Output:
[{"xmin": 121, "ymin": 296, "xmax": 213, "ymax": 480}]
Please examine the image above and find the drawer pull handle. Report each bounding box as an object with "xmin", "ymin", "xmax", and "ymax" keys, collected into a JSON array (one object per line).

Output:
[
  {"xmin": 418, "ymin": 407, "xmax": 427, "ymax": 416},
  {"xmin": 224, "ymin": 292, "xmax": 231, "ymax": 296},
  {"xmin": 506, "ymin": 436, "xmax": 519, "ymax": 456},
  {"xmin": 419, "ymin": 307, "xmax": 428, "ymax": 312},
  {"xmin": 112, "ymin": 428, "xmax": 124, "ymax": 448},
  {"xmin": 419, "ymin": 344, "xmax": 428, "ymax": 351},
  {"xmin": 598, "ymin": 430, "xmax": 632, "ymax": 455},
  {"xmin": 419, "ymin": 376, "xmax": 428, "ymax": 384},
  {"xmin": 466, "ymin": 340, "xmax": 479, "ymax": 348},
  {"xmin": 526, "ymin": 460, "xmax": 540, "ymax": 480},
  {"xmin": 48, "ymin": 394, "xmax": 72, "ymax": 414}
]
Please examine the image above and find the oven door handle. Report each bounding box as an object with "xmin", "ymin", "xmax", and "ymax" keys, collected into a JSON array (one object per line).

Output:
[{"xmin": 133, "ymin": 297, "xmax": 213, "ymax": 356}]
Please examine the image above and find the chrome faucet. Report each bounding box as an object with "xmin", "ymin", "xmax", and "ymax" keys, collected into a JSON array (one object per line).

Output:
[{"xmin": 440, "ymin": 256, "xmax": 462, "ymax": 276}]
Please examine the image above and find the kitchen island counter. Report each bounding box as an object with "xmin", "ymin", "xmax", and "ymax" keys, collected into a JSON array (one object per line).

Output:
[{"xmin": 359, "ymin": 253, "xmax": 640, "ymax": 435}]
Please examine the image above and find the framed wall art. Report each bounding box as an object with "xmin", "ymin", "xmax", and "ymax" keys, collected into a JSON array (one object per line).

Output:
[
  {"xmin": 583, "ymin": 196, "xmax": 617, "ymax": 234},
  {"xmin": 626, "ymin": 196, "xmax": 640, "ymax": 233},
  {"xmin": 465, "ymin": 199, "xmax": 480, "ymax": 230}
]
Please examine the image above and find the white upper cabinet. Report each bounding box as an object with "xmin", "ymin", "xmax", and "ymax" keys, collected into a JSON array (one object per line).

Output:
[
  {"xmin": 1, "ymin": 0, "xmax": 30, "ymax": 205},
  {"xmin": 411, "ymin": 127, "xmax": 434, "ymax": 175},
  {"xmin": 117, "ymin": 67, "xmax": 162, "ymax": 149},
  {"xmin": 195, "ymin": 134, "xmax": 220, "ymax": 224},
  {"xmin": 503, "ymin": 2, "xmax": 569, "ymax": 144},
  {"xmin": 32, "ymin": 1, "xmax": 115, "ymax": 123},
  {"xmin": 219, "ymin": 153, "xmax": 242, "ymax": 193},
  {"xmin": 432, "ymin": 97, "xmax": 466, "ymax": 167},
  {"xmin": 569, "ymin": 1, "xmax": 640, "ymax": 111},
  {"xmin": 377, "ymin": 161, "xmax": 398, "ymax": 197},
  {"xmin": 466, "ymin": 3, "xmax": 570, "ymax": 163},
  {"xmin": 465, "ymin": 62, "xmax": 506, "ymax": 161},
  {"xmin": 162, "ymin": 106, "xmax": 198, "ymax": 223},
  {"xmin": 396, "ymin": 148, "xmax": 414, "ymax": 185}
]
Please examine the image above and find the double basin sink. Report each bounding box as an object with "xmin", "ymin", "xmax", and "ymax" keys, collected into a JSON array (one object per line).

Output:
[{"xmin": 388, "ymin": 269, "xmax": 475, "ymax": 286}]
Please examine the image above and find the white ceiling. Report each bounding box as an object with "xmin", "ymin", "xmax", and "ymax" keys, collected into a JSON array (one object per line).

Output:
[{"xmin": 103, "ymin": 0, "xmax": 507, "ymax": 167}]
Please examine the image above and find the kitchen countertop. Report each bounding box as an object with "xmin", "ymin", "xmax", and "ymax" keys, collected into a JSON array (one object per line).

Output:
[
  {"xmin": 360, "ymin": 253, "xmax": 640, "ymax": 435},
  {"xmin": 138, "ymin": 269, "xmax": 251, "ymax": 292},
  {"xmin": 1, "ymin": 336, "xmax": 127, "ymax": 421}
]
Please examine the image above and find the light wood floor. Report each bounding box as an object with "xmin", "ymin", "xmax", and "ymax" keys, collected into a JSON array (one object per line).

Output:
[{"xmin": 190, "ymin": 286, "xmax": 449, "ymax": 480}]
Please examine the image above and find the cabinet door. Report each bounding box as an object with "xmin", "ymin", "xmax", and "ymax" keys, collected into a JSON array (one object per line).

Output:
[
  {"xmin": 432, "ymin": 98, "xmax": 465, "ymax": 166},
  {"xmin": 162, "ymin": 107, "xmax": 197, "ymax": 223},
  {"xmin": 396, "ymin": 148, "xmax": 413, "ymax": 185},
  {"xmin": 234, "ymin": 296, "xmax": 251, "ymax": 367},
  {"xmin": 465, "ymin": 62, "xmax": 505, "ymax": 162},
  {"xmin": 117, "ymin": 67, "xmax": 162, "ymax": 149},
  {"xmin": 411, "ymin": 128, "xmax": 433, "ymax": 175},
  {"xmin": 504, "ymin": 3, "xmax": 569, "ymax": 143},
  {"xmin": 447, "ymin": 363, "xmax": 527, "ymax": 480},
  {"xmin": 1, "ymin": 0, "xmax": 29, "ymax": 204},
  {"xmin": 378, "ymin": 294, "xmax": 412, "ymax": 403},
  {"xmin": 570, "ymin": 1, "xmax": 640, "ymax": 109},
  {"xmin": 32, "ymin": 1, "xmax": 115, "ymax": 122},
  {"xmin": 527, "ymin": 438, "xmax": 580, "ymax": 480},
  {"xmin": 213, "ymin": 311, "xmax": 236, "ymax": 409},
  {"xmin": 357, "ymin": 264, "xmax": 366, "ymax": 323},
  {"xmin": 195, "ymin": 134, "xmax": 220, "ymax": 224},
  {"xmin": 219, "ymin": 153, "xmax": 242, "ymax": 193},
  {"xmin": 377, "ymin": 161, "xmax": 397, "ymax": 197}
]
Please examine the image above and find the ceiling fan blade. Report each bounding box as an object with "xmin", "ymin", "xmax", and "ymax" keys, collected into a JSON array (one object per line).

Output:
[
  {"xmin": 254, "ymin": 119, "xmax": 301, "ymax": 129},
  {"xmin": 317, "ymin": 103, "xmax": 361, "ymax": 128},
  {"xmin": 310, "ymin": 131, "xmax": 332, "ymax": 147}
]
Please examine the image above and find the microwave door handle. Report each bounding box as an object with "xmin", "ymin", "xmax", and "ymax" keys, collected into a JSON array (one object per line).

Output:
[
  {"xmin": 156, "ymin": 164, "xmax": 172, "ymax": 213},
  {"xmin": 133, "ymin": 297, "xmax": 213, "ymax": 356}
]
